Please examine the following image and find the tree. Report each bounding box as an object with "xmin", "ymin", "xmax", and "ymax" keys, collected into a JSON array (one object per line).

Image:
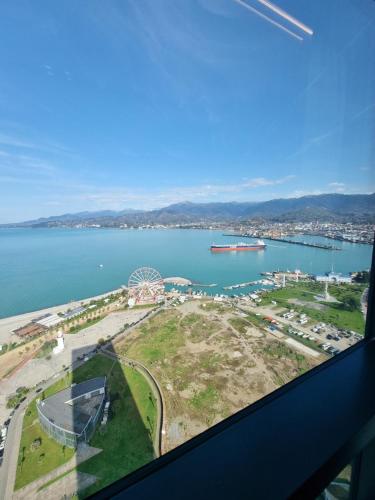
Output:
[
  {"xmin": 112, "ymin": 400, "xmax": 121, "ymax": 415},
  {"xmin": 30, "ymin": 437, "xmax": 42, "ymax": 451},
  {"xmin": 19, "ymin": 446, "xmax": 26, "ymax": 471},
  {"xmin": 341, "ymin": 294, "xmax": 360, "ymax": 311}
]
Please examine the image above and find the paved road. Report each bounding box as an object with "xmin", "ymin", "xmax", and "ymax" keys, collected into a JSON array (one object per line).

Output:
[
  {"xmin": 0, "ymin": 357, "xmax": 90, "ymax": 500},
  {"xmin": 0, "ymin": 289, "xmax": 123, "ymax": 345},
  {"xmin": 0, "ymin": 381, "xmax": 51, "ymax": 500},
  {"xmin": 0, "ymin": 305, "xmax": 163, "ymax": 500},
  {"xmin": 0, "ymin": 308, "xmax": 150, "ymax": 428},
  {"xmin": 13, "ymin": 444, "xmax": 101, "ymax": 500}
]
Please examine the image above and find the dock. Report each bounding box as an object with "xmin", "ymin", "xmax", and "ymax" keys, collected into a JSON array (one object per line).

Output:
[{"xmin": 223, "ymin": 234, "xmax": 341, "ymax": 251}]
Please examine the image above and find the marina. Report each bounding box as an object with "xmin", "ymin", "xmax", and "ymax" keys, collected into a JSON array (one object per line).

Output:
[
  {"xmin": 223, "ymin": 279, "xmax": 275, "ymax": 290},
  {"xmin": 0, "ymin": 228, "xmax": 372, "ymax": 319}
]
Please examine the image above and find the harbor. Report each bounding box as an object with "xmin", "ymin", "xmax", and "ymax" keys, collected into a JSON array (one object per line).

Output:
[
  {"xmin": 223, "ymin": 234, "xmax": 341, "ymax": 251},
  {"xmin": 0, "ymin": 228, "xmax": 372, "ymax": 319}
]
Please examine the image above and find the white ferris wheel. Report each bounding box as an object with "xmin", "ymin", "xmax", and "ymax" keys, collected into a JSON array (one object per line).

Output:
[{"xmin": 128, "ymin": 267, "xmax": 164, "ymax": 304}]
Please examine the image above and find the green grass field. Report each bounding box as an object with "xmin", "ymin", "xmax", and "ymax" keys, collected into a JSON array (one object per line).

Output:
[
  {"xmin": 67, "ymin": 316, "xmax": 104, "ymax": 334},
  {"xmin": 124, "ymin": 312, "xmax": 185, "ymax": 364},
  {"xmin": 262, "ymin": 282, "xmax": 366, "ymax": 334},
  {"xmin": 228, "ymin": 317, "xmax": 252, "ymax": 334},
  {"xmin": 78, "ymin": 364, "xmax": 156, "ymax": 498},
  {"xmin": 15, "ymin": 354, "xmax": 157, "ymax": 496}
]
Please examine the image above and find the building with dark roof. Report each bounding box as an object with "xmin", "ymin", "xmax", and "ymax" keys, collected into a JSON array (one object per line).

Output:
[
  {"xmin": 13, "ymin": 322, "xmax": 46, "ymax": 338},
  {"xmin": 37, "ymin": 377, "xmax": 106, "ymax": 447}
]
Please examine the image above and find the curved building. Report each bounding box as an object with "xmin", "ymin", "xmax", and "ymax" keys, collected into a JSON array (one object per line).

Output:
[{"xmin": 37, "ymin": 377, "xmax": 106, "ymax": 448}]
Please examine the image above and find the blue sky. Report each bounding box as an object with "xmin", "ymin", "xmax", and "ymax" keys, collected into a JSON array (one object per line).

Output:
[{"xmin": 0, "ymin": 0, "xmax": 374, "ymax": 222}]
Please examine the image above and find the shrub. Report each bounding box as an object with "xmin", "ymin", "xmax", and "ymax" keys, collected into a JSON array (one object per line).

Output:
[
  {"xmin": 112, "ymin": 399, "xmax": 121, "ymax": 415},
  {"xmin": 30, "ymin": 438, "xmax": 42, "ymax": 452}
]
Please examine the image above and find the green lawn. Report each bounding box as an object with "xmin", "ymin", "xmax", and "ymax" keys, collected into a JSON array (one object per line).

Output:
[
  {"xmin": 190, "ymin": 386, "xmax": 219, "ymax": 418},
  {"xmin": 15, "ymin": 354, "xmax": 157, "ymax": 496},
  {"xmin": 228, "ymin": 317, "xmax": 252, "ymax": 334},
  {"xmin": 262, "ymin": 341, "xmax": 310, "ymax": 376},
  {"xmin": 15, "ymin": 414, "xmax": 75, "ymax": 490},
  {"xmin": 35, "ymin": 339, "xmax": 57, "ymax": 358},
  {"xmin": 77, "ymin": 364, "xmax": 157, "ymax": 498},
  {"xmin": 199, "ymin": 301, "xmax": 232, "ymax": 313},
  {"xmin": 67, "ymin": 316, "xmax": 104, "ymax": 334},
  {"xmin": 123, "ymin": 311, "xmax": 185, "ymax": 364},
  {"xmin": 262, "ymin": 282, "xmax": 366, "ymax": 334},
  {"xmin": 297, "ymin": 302, "xmax": 365, "ymax": 334}
]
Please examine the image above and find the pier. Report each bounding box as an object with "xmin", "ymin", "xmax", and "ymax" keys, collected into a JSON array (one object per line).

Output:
[{"xmin": 223, "ymin": 234, "xmax": 341, "ymax": 251}]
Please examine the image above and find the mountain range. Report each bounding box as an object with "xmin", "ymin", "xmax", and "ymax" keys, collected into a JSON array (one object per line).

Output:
[{"xmin": 3, "ymin": 193, "xmax": 375, "ymax": 227}]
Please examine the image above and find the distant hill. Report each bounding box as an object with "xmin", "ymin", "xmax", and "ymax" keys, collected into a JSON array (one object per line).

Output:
[
  {"xmin": 2, "ymin": 193, "xmax": 375, "ymax": 227},
  {"xmin": 143, "ymin": 194, "xmax": 375, "ymax": 222},
  {"xmin": 4, "ymin": 208, "xmax": 144, "ymax": 227}
]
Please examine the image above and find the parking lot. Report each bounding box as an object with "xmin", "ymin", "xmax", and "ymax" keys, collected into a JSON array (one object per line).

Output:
[
  {"xmin": 249, "ymin": 303, "xmax": 362, "ymax": 357},
  {"xmin": 278, "ymin": 310, "xmax": 361, "ymax": 354}
]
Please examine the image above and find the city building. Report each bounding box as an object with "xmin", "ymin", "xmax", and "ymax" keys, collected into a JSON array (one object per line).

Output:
[
  {"xmin": 62, "ymin": 306, "xmax": 86, "ymax": 319},
  {"xmin": 34, "ymin": 313, "xmax": 63, "ymax": 328},
  {"xmin": 314, "ymin": 272, "xmax": 352, "ymax": 284},
  {"xmin": 13, "ymin": 323, "xmax": 46, "ymax": 338},
  {"xmin": 37, "ymin": 377, "xmax": 106, "ymax": 447}
]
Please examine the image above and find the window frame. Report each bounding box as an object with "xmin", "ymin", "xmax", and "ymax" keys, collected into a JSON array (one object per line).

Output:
[{"xmin": 89, "ymin": 237, "xmax": 375, "ymax": 500}]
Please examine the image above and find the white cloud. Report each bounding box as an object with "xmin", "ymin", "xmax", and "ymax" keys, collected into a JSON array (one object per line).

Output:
[
  {"xmin": 45, "ymin": 174, "xmax": 296, "ymax": 212},
  {"xmin": 0, "ymin": 131, "xmax": 71, "ymax": 155},
  {"xmin": 287, "ymin": 184, "xmax": 374, "ymax": 199},
  {"xmin": 328, "ymin": 182, "xmax": 345, "ymax": 192}
]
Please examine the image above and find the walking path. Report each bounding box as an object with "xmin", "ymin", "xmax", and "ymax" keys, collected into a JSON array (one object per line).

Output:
[
  {"xmin": 13, "ymin": 444, "xmax": 101, "ymax": 499},
  {"xmin": 102, "ymin": 348, "xmax": 165, "ymax": 457},
  {"xmin": 0, "ymin": 355, "xmax": 101, "ymax": 500},
  {"xmin": 0, "ymin": 305, "xmax": 164, "ymax": 499},
  {"xmin": 42, "ymin": 471, "xmax": 97, "ymax": 500}
]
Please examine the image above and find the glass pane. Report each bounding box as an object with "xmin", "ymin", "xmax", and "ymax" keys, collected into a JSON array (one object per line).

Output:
[{"xmin": 0, "ymin": 0, "xmax": 374, "ymax": 498}]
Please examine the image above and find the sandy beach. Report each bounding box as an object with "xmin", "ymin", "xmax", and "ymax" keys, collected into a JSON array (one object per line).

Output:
[{"xmin": 0, "ymin": 288, "xmax": 123, "ymax": 345}]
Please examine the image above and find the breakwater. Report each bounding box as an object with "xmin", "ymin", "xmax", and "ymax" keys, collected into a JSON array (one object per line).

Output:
[{"xmin": 223, "ymin": 234, "xmax": 341, "ymax": 251}]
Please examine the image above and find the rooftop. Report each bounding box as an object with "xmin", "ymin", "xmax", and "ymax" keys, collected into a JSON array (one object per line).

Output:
[{"xmin": 37, "ymin": 377, "xmax": 106, "ymax": 435}]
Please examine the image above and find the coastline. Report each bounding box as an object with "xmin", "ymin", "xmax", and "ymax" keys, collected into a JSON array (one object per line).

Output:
[{"xmin": 0, "ymin": 288, "xmax": 123, "ymax": 344}]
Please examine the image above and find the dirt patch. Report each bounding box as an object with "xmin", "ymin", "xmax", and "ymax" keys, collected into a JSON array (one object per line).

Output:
[
  {"xmin": 288, "ymin": 298, "xmax": 327, "ymax": 311},
  {"xmin": 115, "ymin": 301, "xmax": 322, "ymax": 452}
]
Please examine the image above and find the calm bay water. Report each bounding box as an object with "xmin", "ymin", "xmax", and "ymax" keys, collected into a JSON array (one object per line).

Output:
[{"xmin": 0, "ymin": 228, "xmax": 372, "ymax": 319}]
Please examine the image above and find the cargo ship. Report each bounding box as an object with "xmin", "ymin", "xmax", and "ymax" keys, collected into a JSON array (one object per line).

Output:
[{"xmin": 210, "ymin": 240, "xmax": 266, "ymax": 252}]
